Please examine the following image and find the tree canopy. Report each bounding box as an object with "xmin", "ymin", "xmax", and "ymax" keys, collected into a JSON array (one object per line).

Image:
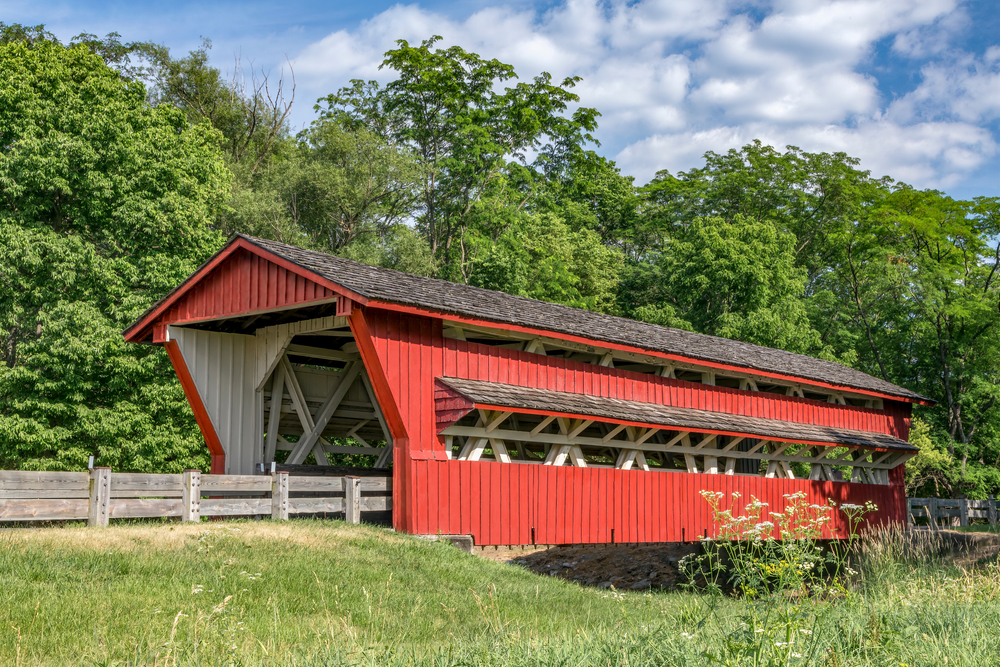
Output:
[
  {"xmin": 0, "ymin": 33, "xmax": 228, "ymax": 471},
  {"xmin": 1, "ymin": 24, "xmax": 997, "ymax": 500}
]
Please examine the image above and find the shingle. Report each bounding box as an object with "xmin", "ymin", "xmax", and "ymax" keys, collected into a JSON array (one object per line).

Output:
[
  {"xmin": 241, "ymin": 235, "xmax": 926, "ymax": 402},
  {"xmin": 437, "ymin": 377, "xmax": 915, "ymax": 452}
]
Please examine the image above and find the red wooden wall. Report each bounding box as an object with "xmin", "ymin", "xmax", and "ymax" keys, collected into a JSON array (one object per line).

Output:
[
  {"xmin": 439, "ymin": 339, "xmax": 910, "ymax": 439},
  {"xmin": 158, "ymin": 248, "xmax": 337, "ymax": 327},
  {"xmin": 357, "ymin": 307, "xmax": 911, "ymax": 544},
  {"xmin": 407, "ymin": 461, "xmax": 904, "ymax": 545},
  {"xmin": 127, "ymin": 243, "xmax": 343, "ymax": 343}
]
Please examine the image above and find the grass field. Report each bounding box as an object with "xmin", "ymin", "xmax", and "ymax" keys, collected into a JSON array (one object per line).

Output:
[{"xmin": 1, "ymin": 519, "xmax": 998, "ymax": 666}]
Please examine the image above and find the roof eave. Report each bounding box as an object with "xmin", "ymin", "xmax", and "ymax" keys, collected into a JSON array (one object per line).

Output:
[{"xmin": 122, "ymin": 235, "xmax": 370, "ymax": 344}]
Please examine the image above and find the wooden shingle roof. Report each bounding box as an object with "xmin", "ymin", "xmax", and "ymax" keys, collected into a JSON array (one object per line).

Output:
[
  {"xmin": 239, "ymin": 235, "xmax": 925, "ymax": 402},
  {"xmin": 437, "ymin": 377, "xmax": 915, "ymax": 452}
]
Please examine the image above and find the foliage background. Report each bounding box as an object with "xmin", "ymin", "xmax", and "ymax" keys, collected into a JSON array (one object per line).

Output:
[{"xmin": 0, "ymin": 26, "xmax": 997, "ymax": 499}]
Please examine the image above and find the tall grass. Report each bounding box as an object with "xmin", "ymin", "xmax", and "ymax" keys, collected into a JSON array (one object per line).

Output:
[{"xmin": 1, "ymin": 519, "xmax": 998, "ymax": 666}]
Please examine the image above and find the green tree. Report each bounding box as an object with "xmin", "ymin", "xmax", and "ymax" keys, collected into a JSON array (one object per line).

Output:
[
  {"xmin": 286, "ymin": 120, "xmax": 423, "ymax": 253},
  {"xmin": 635, "ymin": 140, "xmax": 1000, "ymax": 497},
  {"xmin": 627, "ymin": 216, "xmax": 838, "ymax": 356},
  {"xmin": 535, "ymin": 151, "xmax": 640, "ymax": 246},
  {"xmin": 340, "ymin": 224, "xmax": 437, "ymax": 277},
  {"xmin": 0, "ymin": 37, "xmax": 228, "ymax": 471},
  {"xmin": 470, "ymin": 213, "xmax": 622, "ymax": 313},
  {"xmin": 139, "ymin": 39, "xmax": 294, "ymax": 183},
  {"xmin": 319, "ymin": 36, "xmax": 600, "ymax": 281},
  {"xmin": 638, "ymin": 141, "xmax": 889, "ymax": 282}
]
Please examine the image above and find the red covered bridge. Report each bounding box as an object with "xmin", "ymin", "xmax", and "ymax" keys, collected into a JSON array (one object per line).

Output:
[{"xmin": 125, "ymin": 235, "xmax": 927, "ymax": 544}]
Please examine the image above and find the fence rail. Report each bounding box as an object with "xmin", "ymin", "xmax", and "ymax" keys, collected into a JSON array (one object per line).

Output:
[
  {"xmin": 0, "ymin": 468, "xmax": 391, "ymax": 526},
  {"xmin": 908, "ymin": 496, "xmax": 998, "ymax": 529}
]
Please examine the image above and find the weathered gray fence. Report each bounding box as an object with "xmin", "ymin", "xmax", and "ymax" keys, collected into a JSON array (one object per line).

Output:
[
  {"xmin": 908, "ymin": 496, "xmax": 998, "ymax": 529},
  {"xmin": 0, "ymin": 468, "xmax": 391, "ymax": 526}
]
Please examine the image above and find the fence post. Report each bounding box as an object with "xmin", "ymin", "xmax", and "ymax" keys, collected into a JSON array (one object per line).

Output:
[
  {"xmin": 271, "ymin": 471, "xmax": 288, "ymax": 520},
  {"xmin": 182, "ymin": 470, "xmax": 201, "ymax": 522},
  {"xmin": 929, "ymin": 498, "xmax": 939, "ymax": 531},
  {"xmin": 990, "ymin": 495, "xmax": 997, "ymax": 527},
  {"xmin": 345, "ymin": 476, "xmax": 361, "ymax": 524},
  {"xmin": 960, "ymin": 498, "xmax": 970, "ymax": 527},
  {"xmin": 88, "ymin": 467, "xmax": 111, "ymax": 527}
]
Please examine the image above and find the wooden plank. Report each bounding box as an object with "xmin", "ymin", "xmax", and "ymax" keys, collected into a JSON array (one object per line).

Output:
[
  {"xmin": 109, "ymin": 499, "xmax": 184, "ymax": 519},
  {"xmin": 530, "ymin": 415, "xmax": 556, "ymax": 436},
  {"xmin": 288, "ymin": 498, "xmax": 343, "ymax": 514},
  {"xmin": 109, "ymin": 472, "xmax": 181, "ymax": 486},
  {"xmin": 274, "ymin": 464, "xmax": 390, "ymax": 476},
  {"xmin": 635, "ymin": 427, "xmax": 659, "ymax": 445},
  {"xmin": 0, "ymin": 471, "xmax": 90, "ymax": 492},
  {"xmin": 442, "ymin": 425, "xmax": 904, "ymax": 470},
  {"xmin": 182, "ymin": 470, "xmax": 201, "ymax": 522},
  {"xmin": 360, "ymin": 371, "xmax": 394, "ymax": 469},
  {"xmin": 490, "ymin": 438, "xmax": 512, "ymax": 464},
  {"xmin": 271, "ymin": 471, "xmax": 289, "ymax": 520},
  {"xmin": 615, "ymin": 449, "xmax": 637, "ymax": 470},
  {"xmin": 286, "ymin": 344, "xmax": 360, "ymax": 362},
  {"xmin": 288, "ymin": 477, "xmax": 344, "ymax": 492},
  {"xmin": 263, "ymin": 362, "xmax": 286, "ymax": 464},
  {"xmin": 344, "ymin": 476, "xmax": 361, "ymax": 523},
  {"xmin": 107, "ymin": 490, "xmax": 184, "ymax": 499},
  {"xmin": 200, "ymin": 475, "xmax": 272, "ymax": 493},
  {"xmin": 602, "ymin": 423, "xmax": 627, "ymax": 443},
  {"xmin": 484, "ymin": 411, "xmax": 512, "ymax": 434},
  {"xmin": 0, "ymin": 489, "xmax": 91, "ymax": 499},
  {"xmin": 568, "ymin": 419, "xmax": 594, "ymax": 439},
  {"xmin": 110, "ymin": 473, "xmax": 183, "ymax": 496},
  {"xmin": 288, "ymin": 361, "xmax": 363, "ymax": 464},
  {"xmin": 322, "ymin": 445, "xmax": 384, "ymax": 456},
  {"xmin": 280, "ymin": 356, "xmax": 330, "ymax": 466},
  {"xmin": 361, "ymin": 496, "xmax": 391, "ymax": 512},
  {"xmin": 0, "ymin": 499, "xmax": 89, "ymax": 521},
  {"xmin": 198, "ymin": 498, "xmax": 270, "ymax": 515},
  {"xmin": 721, "ymin": 437, "xmax": 745, "ymax": 453},
  {"xmin": 89, "ymin": 467, "xmax": 110, "ymax": 527}
]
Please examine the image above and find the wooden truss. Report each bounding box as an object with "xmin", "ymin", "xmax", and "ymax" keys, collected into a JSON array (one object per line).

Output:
[
  {"xmin": 258, "ymin": 320, "xmax": 393, "ymax": 468},
  {"xmin": 441, "ymin": 411, "xmax": 912, "ymax": 485}
]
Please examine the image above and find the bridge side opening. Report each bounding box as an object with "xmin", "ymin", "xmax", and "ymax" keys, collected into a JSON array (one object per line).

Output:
[{"xmin": 257, "ymin": 319, "xmax": 393, "ymax": 475}]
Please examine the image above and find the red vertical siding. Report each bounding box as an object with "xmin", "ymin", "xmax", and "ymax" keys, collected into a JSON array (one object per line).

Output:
[
  {"xmin": 143, "ymin": 248, "xmax": 339, "ymax": 339},
  {"xmin": 436, "ymin": 339, "xmax": 907, "ymax": 437},
  {"xmin": 359, "ymin": 307, "xmax": 909, "ymax": 546}
]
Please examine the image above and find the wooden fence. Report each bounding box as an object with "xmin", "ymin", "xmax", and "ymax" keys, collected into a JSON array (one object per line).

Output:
[
  {"xmin": 0, "ymin": 468, "xmax": 391, "ymax": 526},
  {"xmin": 908, "ymin": 496, "xmax": 998, "ymax": 528}
]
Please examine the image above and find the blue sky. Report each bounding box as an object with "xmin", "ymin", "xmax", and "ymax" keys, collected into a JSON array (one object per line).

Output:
[{"xmin": 6, "ymin": 0, "xmax": 999, "ymax": 199}]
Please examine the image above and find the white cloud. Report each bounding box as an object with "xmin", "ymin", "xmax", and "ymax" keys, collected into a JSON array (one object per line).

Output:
[
  {"xmin": 888, "ymin": 49, "xmax": 1000, "ymax": 124},
  {"xmin": 615, "ymin": 119, "xmax": 997, "ymax": 188},
  {"xmin": 892, "ymin": 3, "xmax": 969, "ymax": 58},
  {"xmin": 290, "ymin": 0, "xmax": 998, "ymax": 190}
]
